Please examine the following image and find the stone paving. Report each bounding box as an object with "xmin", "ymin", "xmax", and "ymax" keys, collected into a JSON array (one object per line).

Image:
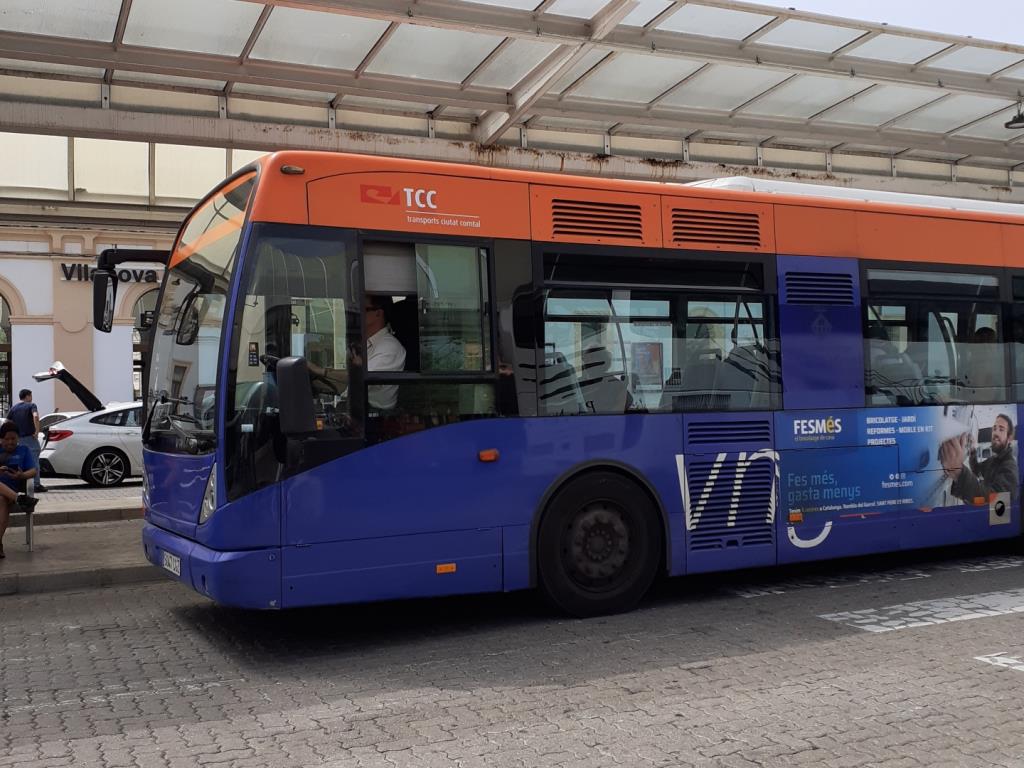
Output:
[
  {"xmin": 4, "ymin": 545, "xmax": 1024, "ymax": 767},
  {"xmin": 0, "ymin": 520, "xmax": 154, "ymax": 593}
]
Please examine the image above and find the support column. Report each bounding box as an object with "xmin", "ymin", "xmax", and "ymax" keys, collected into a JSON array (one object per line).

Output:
[
  {"xmin": 10, "ymin": 322, "xmax": 54, "ymax": 417},
  {"xmin": 93, "ymin": 321, "xmax": 134, "ymax": 405}
]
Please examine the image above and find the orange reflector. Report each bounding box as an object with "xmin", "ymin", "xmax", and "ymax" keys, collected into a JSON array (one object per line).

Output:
[
  {"xmin": 788, "ymin": 511, "xmax": 803, "ymax": 523},
  {"xmin": 973, "ymin": 496, "xmax": 986, "ymax": 506},
  {"xmin": 436, "ymin": 563, "xmax": 457, "ymax": 575},
  {"xmin": 478, "ymin": 449, "xmax": 499, "ymax": 462}
]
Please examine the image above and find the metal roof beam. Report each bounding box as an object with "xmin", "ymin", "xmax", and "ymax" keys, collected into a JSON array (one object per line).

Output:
[
  {"xmin": 237, "ymin": 0, "xmax": 1024, "ymax": 100},
  {"xmin": 0, "ymin": 30, "xmax": 510, "ymax": 112},
  {"xmin": 474, "ymin": 0, "xmax": 638, "ymax": 146},
  {"xmin": 225, "ymin": 5, "xmax": 274, "ymax": 97},
  {"xmin": 104, "ymin": 0, "xmax": 134, "ymax": 84},
  {"xmin": 530, "ymin": 96, "xmax": 1024, "ymax": 161}
]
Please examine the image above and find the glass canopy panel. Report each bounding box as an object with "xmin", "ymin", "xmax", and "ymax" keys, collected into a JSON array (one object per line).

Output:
[
  {"xmin": 742, "ymin": 75, "xmax": 871, "ymax": 119},
  {"xmin": 0, "ymin": 0, "xmax": 121, "ymax": 41},
  {"xmin": 1004, "ymin": 64, "xmax": 1024, "ymax": 81},
  {"xmin": 0, "ymin": 133, "xmax": 68, "ymax": 193},
  {"xmin": 530, "ymin": 116, "xmax": 618, "ymax": 132},
  {"xmin": 473, "ymin": 39, "xmax": 560, "ymax": 89},
  {"xmin": 0, "ymin": 59, "xmax": 103, "ymax": 79},
  {"xmin": 956, "ymin": 110, "xmax": 1024, "ymax": 140},
  {"xmin": 545, "ymin": 0, "xmax": 605, "ymax": 18},
  {"xmin": 658, "ymin": 64, "xmax": 789, "ymax": 112},
  {"xmin": 463, "ymin": 0, "xmax": 540, "ymax": 8},
  {"xmin": 547, "ymin": 48, "xmax": 611, "ymax": 94},
  {"xmin": 232, "ymin": 83, "xmax": 335, "ymax": 102},
  {"xmin": 656, "ymin": 5, "xmax": 775, "ymax": 40},
  {"xmin": 123, "ymin": 0, "xmax": 265, "ymax": 56},
  {"xmin": 621, "ymin": 0, "xmax": 673, "ymax": 27},
  {"xmin": 232, "ymin": 149, "xmax": 270, "ymax": 173},
  {"xmin": 340, "ymin": 95, "xmax": 438, "ymax": 113},
  {"xmin": 155, "ymin": 145, "xmax": 226, "ymax": 200},
  {"xmin": 249, "ymin": 8, "xmax": 389, "ymax": 70},
  {"xmin": 754, "ymin": 20, "xmax": 865, "ymax": 53},
  {"xmin": 924, "ymin": 47, "xmax": 1024, "ymax": 76},
  {"xmin": 367, "ymin": 25, "xmax": 503, "ymax": 82},
  {"xmin": 817, "ymin": 86, "xmax": 943, "ymax": 127},
  {"xmin": 114, "ymin": 71, "xmax": 225, "ymax": 90},
  {"xmin": 895, "ymin": 95, "xmax": 1015, "ymax": 132},
  {"xmin": 75, "ymin": 139, "xmax": 148, "ymax": 199},
  {"xmin": 440, "ymin": 107, "xmax": 486, "ymax": 118},
  {"xmin": 841, "ymin": 34, "xmax": 950, "ymax": 65},
  {"xmin": 571, "ymin": 53, "xmax": 704, "ymax": 103}
]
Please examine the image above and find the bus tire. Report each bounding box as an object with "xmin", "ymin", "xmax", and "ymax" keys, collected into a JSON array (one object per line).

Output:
[{"xmin": 537, "ymin": 471, "xmax": 662, "ymax": 618}]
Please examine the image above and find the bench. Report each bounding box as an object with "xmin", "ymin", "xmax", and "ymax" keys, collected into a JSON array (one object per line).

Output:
[{"xmin": 14, "ymin": 483, "xmax": 36, "ymax": 552}]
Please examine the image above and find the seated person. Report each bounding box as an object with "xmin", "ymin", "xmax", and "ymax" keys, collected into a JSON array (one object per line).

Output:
[
  {"xmin": 966, "ymin": 327, "xmax": 1002, "ymax": 394},
  {"xmin": 306, "ymin": 295, "xmax": 407, "ymax": 411},
  {"xmin": 363, "ymin": 295, "xmax": 407, "ymax": 410},
  {"xmin": 0, "ymin": 421, "xmax": 38, "ymax": 558}
]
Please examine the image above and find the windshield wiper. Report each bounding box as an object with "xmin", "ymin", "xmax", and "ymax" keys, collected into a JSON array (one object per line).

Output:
[{"xmin": 143, "ymin": 392, "xmax": 203, "ymax": 454}]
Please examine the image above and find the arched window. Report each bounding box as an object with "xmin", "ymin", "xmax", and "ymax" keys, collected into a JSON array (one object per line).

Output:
[
  {"xmin": 132, "ymin": 289, "xmax": 158, "ymax": 401},
  {"xmin": 0, "ymin": 297, "xmax": 10, "ymax": 414}
]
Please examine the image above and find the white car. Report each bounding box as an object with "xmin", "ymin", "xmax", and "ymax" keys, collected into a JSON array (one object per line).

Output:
[{"xmin": 39, "ymin": 402, "xmax": 144, "ymax": 486}]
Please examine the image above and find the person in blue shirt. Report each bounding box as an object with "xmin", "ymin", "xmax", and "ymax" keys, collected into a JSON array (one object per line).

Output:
[
  {"xmin": 6, "ymin": 388, "xmax": 45, "ymax": 493},
  {"xmin": 0, "ymin": 421, "xmax": 38, "ymax": 558}
]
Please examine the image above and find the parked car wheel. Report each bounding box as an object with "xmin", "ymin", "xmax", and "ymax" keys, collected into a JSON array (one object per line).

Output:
[{"xmin": 83, "ymin": 448, "xmax": 130, "ymax": 487}]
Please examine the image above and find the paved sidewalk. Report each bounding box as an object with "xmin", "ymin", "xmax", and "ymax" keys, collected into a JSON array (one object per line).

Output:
[
  {"xmin": 0, "ymin": 518, "xmax": 163, "ymax": 595},
  {"xmin": 9, "ymin": 477, "xmax": 143, "ymax": 527}
]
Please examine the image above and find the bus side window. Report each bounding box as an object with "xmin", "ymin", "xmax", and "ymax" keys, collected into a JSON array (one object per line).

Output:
[
  {"xmin": 864, "ymin": 269, "xmax": 1004, "ymax": 405},
  {"xmin": 363, "ymin": 241, "xmax": 496, "ymax": 443}
]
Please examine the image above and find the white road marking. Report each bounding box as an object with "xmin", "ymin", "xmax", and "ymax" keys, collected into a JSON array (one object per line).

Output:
[
  {"xmin": 975, "ymin": 652, "xmax": 1024, "ymax": 671},
  {"xmin": 819, "ymin": 587, "xmax": 1024, "ymax": 632}
]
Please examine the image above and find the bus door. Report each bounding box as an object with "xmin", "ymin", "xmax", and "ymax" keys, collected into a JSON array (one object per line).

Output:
[{"xmin": 862, "ymin": 267, "xmax": 1015, "ymax": 550}]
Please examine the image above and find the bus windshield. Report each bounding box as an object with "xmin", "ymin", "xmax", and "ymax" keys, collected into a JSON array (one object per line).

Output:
[{"xmin": 145, "ymin": 173, "xmax": 255, "ymax": 455}]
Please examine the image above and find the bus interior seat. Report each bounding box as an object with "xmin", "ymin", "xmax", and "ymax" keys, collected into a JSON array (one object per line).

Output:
[
  {"xmin": 539, "ymin": 352, "xmax": 584, "ymax": 415},
  {"xmin": 385, "ymin": 295, "xmax": 419, "ymax": 371}
]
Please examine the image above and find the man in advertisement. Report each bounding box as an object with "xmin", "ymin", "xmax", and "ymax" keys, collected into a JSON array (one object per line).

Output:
[{"xmin": 939, "ymin": 413, "xmax": 1019, "ymax": 504}]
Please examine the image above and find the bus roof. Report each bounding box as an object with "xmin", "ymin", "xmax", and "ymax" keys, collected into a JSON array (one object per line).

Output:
[{"xmin": 685, "ymin": 176, "xmax": 1024, "ymax": 219}]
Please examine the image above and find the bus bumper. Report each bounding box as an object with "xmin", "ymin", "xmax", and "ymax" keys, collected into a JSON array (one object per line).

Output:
[{"xmin": 142, "ymin": 523, "xmax": 282, "ymax": 610}]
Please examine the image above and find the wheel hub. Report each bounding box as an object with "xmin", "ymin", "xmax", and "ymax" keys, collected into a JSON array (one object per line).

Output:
[{"xmin": 565, "ymin": 502, "xmax": 630, "ymax": 584}]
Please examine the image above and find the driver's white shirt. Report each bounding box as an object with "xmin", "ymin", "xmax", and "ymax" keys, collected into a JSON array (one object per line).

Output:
[{"xmin": 367, "ymin": 326, "xmax": 406, "ymax": 410}]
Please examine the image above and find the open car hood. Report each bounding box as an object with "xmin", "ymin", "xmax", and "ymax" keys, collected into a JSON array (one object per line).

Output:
[{"xmin": 32, "ymin": 361, "xmax": 104, "ymax": 412}]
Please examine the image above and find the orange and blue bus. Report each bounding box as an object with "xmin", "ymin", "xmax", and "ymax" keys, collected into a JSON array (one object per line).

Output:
[{"xmin": 94, "ymin": 152, "xmax": 1024, "ymax": 616}]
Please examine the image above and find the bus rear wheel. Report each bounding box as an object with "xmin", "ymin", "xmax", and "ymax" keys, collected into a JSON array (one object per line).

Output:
[{"xmin": 538, "ymin": 471, "xmax": 662, "ymax": 617}]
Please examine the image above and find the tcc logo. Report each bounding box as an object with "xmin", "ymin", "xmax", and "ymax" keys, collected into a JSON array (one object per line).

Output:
[
  {"xmin": 359, "ymin": 184, "xmax": 438, "ymax": 209},
  {"xmin": 403, "ymin": 187, "xmax": 438, "ymax": 210}
]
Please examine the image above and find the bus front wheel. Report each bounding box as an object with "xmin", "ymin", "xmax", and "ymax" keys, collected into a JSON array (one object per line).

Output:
[{"xmin": 537, "ymin": 471, "xmax": 662, "ymax": 618}]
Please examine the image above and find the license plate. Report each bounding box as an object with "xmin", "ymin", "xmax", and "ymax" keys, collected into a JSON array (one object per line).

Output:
[{"xmin": 161, "ymin": 551, "xmax": 181, "ymax": 576}]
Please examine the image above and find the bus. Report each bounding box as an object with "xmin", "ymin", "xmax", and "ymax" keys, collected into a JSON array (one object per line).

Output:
[{"xmin": 93, "ymin": 152, "xmax": 1024, "ymax": 617}]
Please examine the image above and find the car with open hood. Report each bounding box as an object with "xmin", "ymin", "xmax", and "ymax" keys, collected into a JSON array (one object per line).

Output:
[{"xmin": 32, "ymin": 362, "xmax": 142, "ymax": 487}]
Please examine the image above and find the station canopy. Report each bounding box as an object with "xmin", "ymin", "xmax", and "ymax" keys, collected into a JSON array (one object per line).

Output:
[{"xmin": 1, "ymin": 0, "xmax": 1024, "ymax": 175}]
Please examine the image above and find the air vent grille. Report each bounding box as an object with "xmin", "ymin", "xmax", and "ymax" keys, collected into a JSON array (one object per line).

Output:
[
  {"xmin": 688, "ymin": 420, "xmax": 772, "ymax": 446},
  {"xmin": 550, "ymin": 199, "xmax": 644, "ymax": 241},
  {"xmin": 686, "ymin": 456, "xmax": 775, "ymax": 552},
  {"xmin": 785, "ymin": 272, "xmax": 855, "ymax": 306},
  {"xmin": 672, "ymin": 209, "xmax": 761, "ymax": 247}
]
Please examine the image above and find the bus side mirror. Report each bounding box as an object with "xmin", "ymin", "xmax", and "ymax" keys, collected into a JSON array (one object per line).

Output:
[
  {"xmin": 93, "ymin": 269, "xmax": 117, "ymax": 333},
  {"xmin": 276, "ymin": 356, "xmax": 317, "ymax": 435}
]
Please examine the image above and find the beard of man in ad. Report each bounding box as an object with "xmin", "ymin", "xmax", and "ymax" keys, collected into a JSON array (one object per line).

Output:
[{"xmin": 940, "ymin": 413, "xmax": 1019, "ymax": 504}]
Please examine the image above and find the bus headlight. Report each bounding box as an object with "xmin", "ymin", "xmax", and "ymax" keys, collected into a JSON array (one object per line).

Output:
[{"xmin": 200, "ymin": 465, "xmax": 218, "ymax": 524}]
